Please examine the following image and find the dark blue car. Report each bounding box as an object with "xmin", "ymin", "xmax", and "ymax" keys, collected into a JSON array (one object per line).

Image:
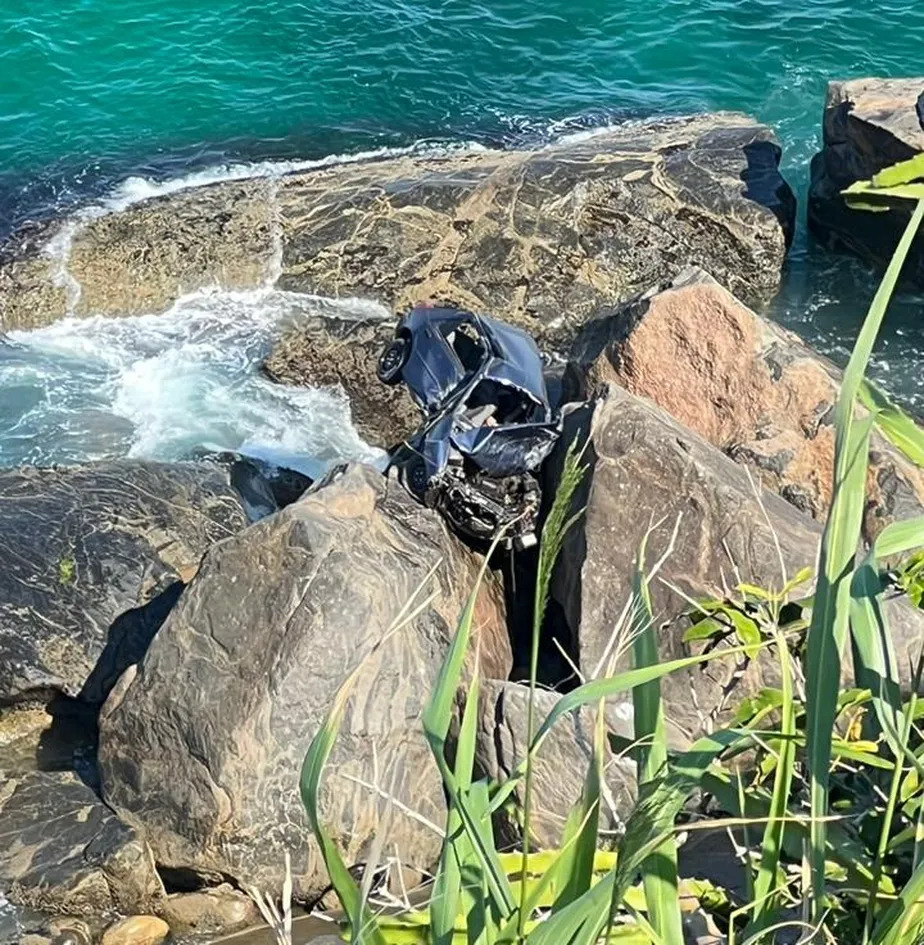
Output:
[{"xmin": 377, "ymin": 305, "xmax": 560, "ymax": 548}]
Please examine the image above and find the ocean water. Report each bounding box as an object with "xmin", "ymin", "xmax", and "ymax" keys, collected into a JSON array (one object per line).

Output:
[{"xmin": 1, "ymin": 0, "xmax": 923, "ymax": 469}]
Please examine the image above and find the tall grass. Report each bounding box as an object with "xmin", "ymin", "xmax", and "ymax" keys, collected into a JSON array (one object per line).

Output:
[{"xmin": 299, "ymin": 170, "xmax": 924, "ymax": 943}]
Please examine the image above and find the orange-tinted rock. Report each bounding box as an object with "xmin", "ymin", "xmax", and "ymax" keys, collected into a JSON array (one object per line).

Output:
[{"xmin": 571, "ymin": 267, "xmax": 924, "ymax": 538}]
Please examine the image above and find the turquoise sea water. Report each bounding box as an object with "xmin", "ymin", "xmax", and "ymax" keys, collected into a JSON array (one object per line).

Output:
[{"xmin": 1, "ymin": 0, "xmax": 923, "ymax": 467}]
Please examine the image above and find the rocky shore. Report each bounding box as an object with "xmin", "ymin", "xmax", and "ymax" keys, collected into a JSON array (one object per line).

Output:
[{"xmin": 1, "ymin": 82, "xmax": 923, "ymax": 945}]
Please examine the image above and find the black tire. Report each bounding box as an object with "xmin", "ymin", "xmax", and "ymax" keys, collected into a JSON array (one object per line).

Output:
[
  {"xmin": 377, "ymin": 336, "xmax": 409, "ymax": 385},
  {"xmin": 400, "ymin": 455, "xmax": 430, "ymax": 500}
]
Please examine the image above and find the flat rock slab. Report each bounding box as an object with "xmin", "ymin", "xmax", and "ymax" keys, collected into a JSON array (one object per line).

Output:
[
  {"xmin": 571, "ymin": 266, "xmax": 924, "ymax": 538},
  {"xmin": 262, "ymin": 313, "xmax": 420, "ymax": 449},
  {"xmin": 0, "ymin": 770, "xmax": 163, "ymax": 916},
  {"xmin": 2, "ymin": 114, "xmax": 794, "ymax": 346},
  {"xmin": 0, "ymin": 461, "xmax": 247, "ymax": 703},
  {"xmin": 809, "ymin": 77, "xmax": 924, "ymax": 279},
  {"xmin": 99, "ymin": 464, "xmax": 511, "ymax": 897}
]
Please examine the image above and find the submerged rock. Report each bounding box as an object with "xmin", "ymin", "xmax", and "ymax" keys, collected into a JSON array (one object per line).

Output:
[
  {"xmin": 98, "ymin": 464, "xmax": 511, "ymax": 898},
  {"xmin": 2, "ymin": 114, "xmax": 794, "ymax": 344},
  {"xmin": 474, "ymin": 680, "xmax": 636, "ymax": 848},
  {"xmin": 0, "ymin": 771, "xmax": 163, "ymax": 916},
  {"xmin": 0, "ymin": 461, "xmax": 247, "ymax": 704},
  {"xmin": 809, "ymin": 77, "xmax": 924, "ymax": 278},
  {"xmin": 571, "ymin": 267, "xmax": 924, "ymax": 537},
  {"xmin": 262, "ymin": 313, "xmax": 420, "ymax": 448}
]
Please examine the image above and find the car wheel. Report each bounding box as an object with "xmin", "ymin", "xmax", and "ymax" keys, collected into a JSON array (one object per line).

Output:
[
  {"xmin": 400, "ymin": 455, "xmax": 430, "ymax": 500},
  {"xmin": 377, "ymin": 336, "xmax": 409, "ymax": 385}
]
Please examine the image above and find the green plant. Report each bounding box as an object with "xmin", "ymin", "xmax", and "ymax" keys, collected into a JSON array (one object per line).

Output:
[{"xmin": 297, "ymin": 159, "xmax": 924, "ymax": 945}]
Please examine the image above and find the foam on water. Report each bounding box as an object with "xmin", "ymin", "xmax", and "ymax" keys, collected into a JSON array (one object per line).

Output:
[
  {"xmin": 102, "ymin": 138, "xmax": 488, "ymax": 212},
  {"xmin": 1, "ymin": 288, "xmax": 390, "ymax": 475}
]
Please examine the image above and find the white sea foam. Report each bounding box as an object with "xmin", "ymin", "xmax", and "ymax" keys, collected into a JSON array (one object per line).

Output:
[
  {"xmin": 2, "ymin": 288, "xmax": 391, "ymax": 475},
  {"xmin": 102, "ymin": 138, "xmax": 489, "ymax": 212}
]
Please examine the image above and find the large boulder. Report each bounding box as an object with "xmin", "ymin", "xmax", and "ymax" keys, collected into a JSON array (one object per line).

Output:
[
  {"xmin": 98, "ymin": 464, "xmax": 511, "ymax": 897},
  {"xmin": 0, "ymin": 461, "xmax": 247, "ymax": 704},
  {"xmin": 474, "ymin": 680, "xmax": 636, "ymax": 849},
  {"xmin": 0, "ymin": 770, "xmax": 163, "ymax": 915},
  {"xmin": 570, "ymin": 267, "xmax": 924, "ymax": 538},
  {"xmin": 809, "ymin": 77, "xmax": 924, "ymax": 279},
  {"xmin": 261, "ymin": 313, "xmax": 420, "ymax": 449},
  {"xmin": 546, "ymin": 386, "xmax": 924, "ymax": 742},
  {"xmin": 2, "ymin": 115, "xmax": 794, "ymax": 345}
]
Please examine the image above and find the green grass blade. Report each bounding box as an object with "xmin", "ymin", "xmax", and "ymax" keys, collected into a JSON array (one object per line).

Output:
[
  {"xmin": 519, "ymin": 438, "xmax": 587, "ymax": 935},
  {"xmin": 803, "ymin": 198, "xmax": 924, "ymax": 920},
  {"xmin": 859, "ymin": 379, "xmax": 924, "ymax": 467},
  {"xmin": 851, "ymin": 556, "xmax": 904, "ymax": 754},
  {"xmin": 749, "ymin": 630, "xmax": 796, "ymax": 934},
  {"xmin": 490, "ymin": 637, "xmax": 773, "ymax": 815},
  {"xmin": 870, "ymin": 856, "xmax": 924, "ymax": 945},
  {"xmin": 611, "ymin": 729, "xmax": 746, "ymax": 920},
  {"xmin": 631, "ymin": 534, "xmax": 683, "ymax": 944},
  {"xmin": 805, "ymin": 411, "xmax": 876, "ymax": 915},
  {"xmin": 300, "ymin": 677, "xmax": 387, "ymax": 945},
  {"xmin": 871, "ymin": 516, "xmax": 924, "ymax": 558},
  {"xmin": 549, "ymin": 704, "xmax": 604, "ymax": 911},
  {"xmin": 421, "ymin": 534, "xmax": 518, "ymax": 921},
  {"xmin": 431, "ymin": 660, "xmax": 483, "ymax": 945}
]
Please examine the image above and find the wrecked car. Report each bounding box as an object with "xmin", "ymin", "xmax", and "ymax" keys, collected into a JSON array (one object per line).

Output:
[{"xmin": 377, "ymin": 305, "xmax": 561, "ymax": 549}]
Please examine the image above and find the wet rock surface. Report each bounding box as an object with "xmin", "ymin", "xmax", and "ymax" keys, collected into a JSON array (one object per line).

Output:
[
  {"xmin": 99, "ymin": 464, "xmax": 511, "ymax": 898},
  {"xmin": 0, "ymin": 461, "xmax": 247, "ymax": 704},
  {"xmin": 0, "ymin": 771, "xmax": 163, "ymax": 916},
  {"xmin": 809, "ymin": 77, "xmax": 924, "ymax": 279},
  {"xmin": 262, "ymin": 313, "xmax": 420, "ymax": 449},
  {"xmin": 571, "ymin": 266, "xmax": 924, "ymax": 537},
  {"xmin": 2, "ymin": 114, "xmax": 793, "ymax": 344},
  {"xmin": 474, "ymin": 679, "xmax": 636, "ymax": 848},
  {"xmin": 158, "ymin": 885, "xmax": 257, "ymax": 936}
]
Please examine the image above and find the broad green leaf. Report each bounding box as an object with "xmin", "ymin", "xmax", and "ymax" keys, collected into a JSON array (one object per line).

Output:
[
  {"xmin": 871, "ymin": 153, "xmax": 924, "ymax": 188},
  {"xmin": 844, "ymin": 180, "xmax": 924, "ymax": 202},
  {"xmin": 683, "ymin": 616, "xmax": 728, "ymax": 643},
  {"xmin": 859, "ymin": 379, "xmax": 924, "ymax": 467},
  {"xmin": 431, "ymin": 663, "xmax": 482, "ymax": 945},
  {"xmin": 727, "ymin": 608, "xmax": 762, "ymax": 659},
  {"xmin": 872, "ymin": 516, "xmax": 924, "ymax": 559}
]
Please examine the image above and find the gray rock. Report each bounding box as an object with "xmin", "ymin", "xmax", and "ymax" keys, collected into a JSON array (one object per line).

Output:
[
  {"xmin": 0, "ymin": 770, "xmax": 163, "ymax": 916},
  {"xmin": 546, "ymin": 386, "xmax": 924, "ymax": 742},
  {"xmin": 2, "ymin": 114, "xmax": 794, "ymax": 346},
  {"xmin": 0, "ymin": 461, "xmax": 247, "ymax": 703},
  {"xmin": 474, "ymin": 680, "xmax": 636, "ymax": 849},
  {"xmin": 98, "ymin": 464, "xmax": 511, "ymax": 898},
  {"xmin": 570, "ymin": 267, "xmax": 924, "ymax": 539},
  {"xmin": 262, "ymin": 313, "xmax": 420, "ymax": 449},
  {"xmin": 159, "ymin": 884, "xmax": 257, "ymax": 935},
  {"xmin": 809, "ymin": 77, "xmax": 924, "ymax": 279}
]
